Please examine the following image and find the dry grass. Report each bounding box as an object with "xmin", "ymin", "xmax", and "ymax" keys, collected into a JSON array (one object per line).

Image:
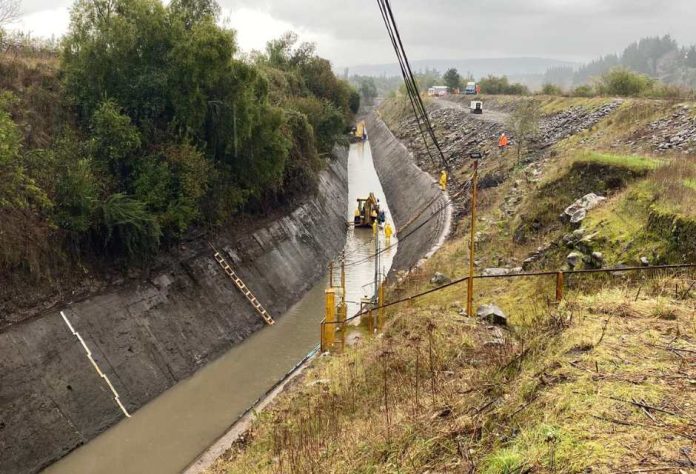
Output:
[
  {"xmin": 208, "ymin": 266, "xmax": 695, "ymax": 473},
  {"xmin": 650, "ymin": 156, "xmax": 696, "ymax": 217}
]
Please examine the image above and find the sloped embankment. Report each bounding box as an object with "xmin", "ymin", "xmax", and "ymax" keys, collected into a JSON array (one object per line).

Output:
[
  {"xmin": 0, "ymin": 152, "xmax": 349, "ymax": 474},
  {"xmin": 366, "ymin": 113, "xmax": 451, "ymax": 275}
]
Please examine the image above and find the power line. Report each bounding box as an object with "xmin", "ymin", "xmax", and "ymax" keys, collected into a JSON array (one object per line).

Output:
[{"xmin": 376, "ymin": 0, "xmax": 450, "ymax": 172}]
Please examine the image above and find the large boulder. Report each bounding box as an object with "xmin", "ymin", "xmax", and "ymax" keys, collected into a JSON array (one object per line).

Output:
[
  {"xmin": 562, "ymin": 193, "xmax": 606, "ymax": 224},
  {"xmin": 482, "ymin": 267, "xmax": 511, "ymax": 277},
  {"xmin": 476, "ymin": 304, "xmax": 508, "ymax": 326},
  {"xmin": 566, "ymin": 251, "xmax": 583, "ymax": 268}
]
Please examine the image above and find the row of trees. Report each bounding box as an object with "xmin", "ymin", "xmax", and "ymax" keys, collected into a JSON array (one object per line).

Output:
[
  {"xmin": 1, "ymin": 0, "xmax": 359, "ymax": 274},
  {"xmin": 387, "ymin": 66, "xmax": 530, "ymax": 96}
]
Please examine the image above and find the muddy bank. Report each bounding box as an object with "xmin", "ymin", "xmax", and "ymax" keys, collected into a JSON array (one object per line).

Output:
[
  {"xmin": 366, "ymin": 113, "xmax": 451, "ymax": 275},
  {"xmin": 0, "ymin": 152, "xmax": 348, "ymax": 474}
]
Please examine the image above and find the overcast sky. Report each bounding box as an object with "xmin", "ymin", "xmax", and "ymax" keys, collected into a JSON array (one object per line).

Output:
[{"xmin": 9, "ymin": 0, "xmax": 696, "ymax": 68}]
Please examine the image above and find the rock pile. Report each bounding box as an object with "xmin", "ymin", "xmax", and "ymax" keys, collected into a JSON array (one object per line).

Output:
[
  {"xmin": 644, "ymin": 105, "xmax": 696, "ymax": 153},
  {"xmin": 539, "ymin": 101, "xmax": 622, "ymax": 146}
]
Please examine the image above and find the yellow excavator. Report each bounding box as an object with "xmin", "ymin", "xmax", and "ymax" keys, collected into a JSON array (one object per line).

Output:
[
  {"xmin": 353, "ymin": 192, "xmax": 385, "ymax": 228},
  {"xmin": 349, "ymin": 121, "xmax": 367, "ymax": 143}
]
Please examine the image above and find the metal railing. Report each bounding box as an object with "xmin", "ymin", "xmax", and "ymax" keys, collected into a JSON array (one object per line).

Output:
[{"xmin": 320, "ymin": 263, "xmax": 696, "ymax": 352}]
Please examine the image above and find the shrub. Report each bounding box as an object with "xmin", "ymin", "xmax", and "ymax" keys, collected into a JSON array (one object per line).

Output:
[
  {"xmin": 0, "ymin": 92, "xmax": 49, "ymax": 210},
  {"xmin": 541, "ymin": 83, "xmax": 563, "ymax": 95},
  {"xmin": 479, "ymin": 75, "xmax": 529, "ymax": 95},
  {"xmin": 89, "ymin": 100, "xmax": 141, "ymax": 182},
  {"xmin": 55, "ymin": 157, "xmax": 99, "ymax": 233},
  {"xmin": 572, "ymin": 85, "xmax": 595, "ymax": 97},
  {"xmin": 597, "ymin": 67, "xmax": 653, "ymax": 97},
  {"xmin": 93, "ymin": 193, "xmax": 161, "ymax": 260}
]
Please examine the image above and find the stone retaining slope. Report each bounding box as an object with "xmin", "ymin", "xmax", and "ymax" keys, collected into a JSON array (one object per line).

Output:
[
  {"xmin": 366, "ymin": 113, "xmax": 452, "ymax": 275},
  {"xmin": 0, "ymin": 152, "xmax": 348, "ymax": 474}
]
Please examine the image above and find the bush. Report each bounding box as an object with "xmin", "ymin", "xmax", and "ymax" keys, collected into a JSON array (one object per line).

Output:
[
  {"xmin": 572, "ymin": 85, "xmax": 595, "ymax": 97},
  {"xmin": 93, "ymin": 193, "xmax": 161, "ymax": 260},
  {"xmin": 541, "ymin": 83, "xmax": 563, "ymax": 95},
  {"xmin": 55, "ymin": 157, "xmax": 99, "ymax": 233},
  {"xmin": 0, "ymin": 93, "xmax": 50, "ymax": 211},
  {"xmin": 89, "ymin": 100, "xmax": 141, "ymax": 183},
  {"xmin": 479, "ymin": 75, "xmax": 529, "ymax": 95},
  {"xmin": 597, "ymin": 67, "xmax": 653, "ymax": 97}
]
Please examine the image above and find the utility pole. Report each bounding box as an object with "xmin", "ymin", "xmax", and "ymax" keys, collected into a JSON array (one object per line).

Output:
[
  {"xmin": 467, "ymin": 152, "xmax": 482, "ymax": 317},
  {"xmin": 373, "ymin": 225, "xmax": 381, "ymax": 331},
  {"xmin": 374, "ymin": 225, "xmax": 381, "ymax": 305}
]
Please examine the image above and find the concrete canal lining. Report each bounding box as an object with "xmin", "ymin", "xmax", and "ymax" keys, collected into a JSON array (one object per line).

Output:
[{"xmin": 367, "ymin": 112, "xmax": 452, "ymax": 274}]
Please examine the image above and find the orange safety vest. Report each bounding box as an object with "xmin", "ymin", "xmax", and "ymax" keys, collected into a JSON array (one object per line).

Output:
[{"xmin": 498, "ymin": 134, "xmax": 509, "ymax": 147}]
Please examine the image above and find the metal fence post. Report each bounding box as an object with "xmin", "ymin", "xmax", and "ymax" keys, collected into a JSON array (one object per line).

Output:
[{"xmin": 555, "ymin": 271, "xmax": 564, "ymax": 302}]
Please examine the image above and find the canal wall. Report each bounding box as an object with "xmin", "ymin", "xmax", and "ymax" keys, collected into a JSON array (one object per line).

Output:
[
  {"xmin": 366, "ymin": 113, "xmax": 451, "ymax": 275},
  {"xmin": 0, "ymin": 151, "xmax": 349, "ymax": 474}
]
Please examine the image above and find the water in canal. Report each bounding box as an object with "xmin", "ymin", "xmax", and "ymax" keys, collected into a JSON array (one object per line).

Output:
[{"xmin": 46, "ymin": 141, "xmax": 397, "ymax": 474}]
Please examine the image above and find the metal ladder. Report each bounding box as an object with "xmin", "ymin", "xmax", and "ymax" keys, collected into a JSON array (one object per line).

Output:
[{"xmin": 210, "ymin": 244, "xmax": 275, "ymax": 326}]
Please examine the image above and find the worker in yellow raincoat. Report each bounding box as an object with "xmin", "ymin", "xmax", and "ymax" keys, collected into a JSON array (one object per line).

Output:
[
  {"xmin": 384, "ymin": 222, "xmax": 393, "ymax": 245},
  {"xmin": 439, "ymin": 170, "xmax": 448, "ymax": 191}
]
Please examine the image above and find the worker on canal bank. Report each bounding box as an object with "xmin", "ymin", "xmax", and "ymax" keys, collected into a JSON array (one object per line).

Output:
[
  {"xmin": 384, "ymin": 222, "xmax": 393, "ymax": 244},
  {"xmin": 498, "ymin": 133, "xmax": 509, "ymax": 151},
  {"xmin": 439, "ymin": 170, "xmax": 448, "ymax": 191}
]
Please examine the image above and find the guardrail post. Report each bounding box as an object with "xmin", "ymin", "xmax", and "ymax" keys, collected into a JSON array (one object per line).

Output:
[
  {"xmin": 555, "ymin": 271, "xmax": 564, "ymax": 302},
  {"xmin": 323, "ymin": 289, "xmax": 336, "ymax": 351}
]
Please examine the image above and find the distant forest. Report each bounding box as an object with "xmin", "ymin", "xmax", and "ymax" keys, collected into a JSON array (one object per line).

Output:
[{"xmin": 544, "ymin": 35, "xmax": 696, "ymax": 89}]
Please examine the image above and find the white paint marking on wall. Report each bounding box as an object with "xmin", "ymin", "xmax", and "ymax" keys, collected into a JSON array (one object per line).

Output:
[{"xmin": 60, "ymin": 310, "xmax": 131, "ymax": 418}]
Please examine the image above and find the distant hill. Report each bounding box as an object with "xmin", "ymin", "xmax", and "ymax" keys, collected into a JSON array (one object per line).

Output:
[{"xmin": 344, "ymin": 57, "xmax": 578, "ymax": 78}]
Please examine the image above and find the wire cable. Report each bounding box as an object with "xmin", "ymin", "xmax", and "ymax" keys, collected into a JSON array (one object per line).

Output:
[{"xmin": 376, "ymin": 0, "xmax": 450, "ymax": 172}]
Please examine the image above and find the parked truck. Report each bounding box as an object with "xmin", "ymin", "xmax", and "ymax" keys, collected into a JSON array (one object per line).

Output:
[{"xmin": 465, "ymin": 81, "xmax": 477, "ymax": 95}]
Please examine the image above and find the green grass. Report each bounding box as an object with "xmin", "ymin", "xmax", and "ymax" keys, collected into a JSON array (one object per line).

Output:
[
  {"xmin": 482, "ymin": 448, "xmax": 524, "ymax": 474},
  {"xmin": 575, "ymin": 151, "xmax": 661, "ymax": 172}
]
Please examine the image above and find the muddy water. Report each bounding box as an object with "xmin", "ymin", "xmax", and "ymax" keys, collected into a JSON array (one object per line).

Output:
[{"xmin": 45, "ymin": 141, "xmax": 397, "ymax": 474}]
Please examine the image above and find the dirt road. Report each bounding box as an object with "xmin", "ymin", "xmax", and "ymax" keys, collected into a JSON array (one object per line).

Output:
[{"xmin": 430, "ymin": 96, "xmax": 510, "ymax": 125}]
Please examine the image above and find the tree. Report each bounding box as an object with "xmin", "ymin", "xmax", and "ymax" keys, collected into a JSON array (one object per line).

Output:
[
  {"xmin": 443, "ymin": 68, "xmax": 461, "ymax": 92},
  {"xmin": 358, "ymin": 77, "xmax": 377, "ymax": 106},
  {"xmin": 507, "ymin": 99, "xmax": 541, "ymax": 163},
  {"xmin": 0, "ymin": 0, "xmax": 19, "ymax": 26}
]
